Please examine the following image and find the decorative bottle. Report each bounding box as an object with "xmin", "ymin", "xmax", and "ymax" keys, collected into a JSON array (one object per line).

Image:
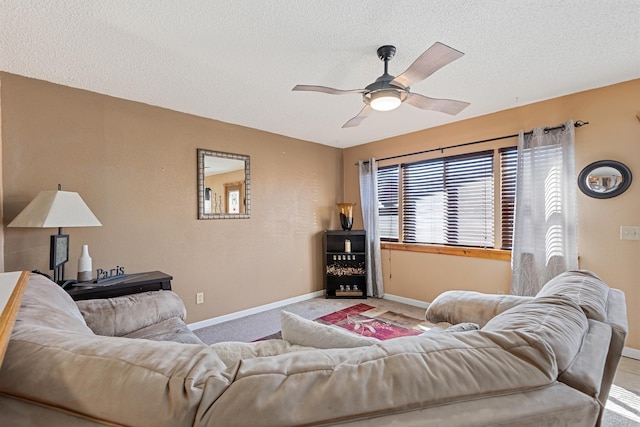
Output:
[{"xmin": 77, "ymin": 245, "xmax": 93, "ymax": 282}]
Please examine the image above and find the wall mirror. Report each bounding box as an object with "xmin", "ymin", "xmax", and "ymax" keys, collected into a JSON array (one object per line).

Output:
[
  {"xmin": 578, "ymin": 160, "xmax": 632, "ymax": 199},
  {"xmin": 197, "ymin": 148, "xmax": 250, "ymax": 219}
]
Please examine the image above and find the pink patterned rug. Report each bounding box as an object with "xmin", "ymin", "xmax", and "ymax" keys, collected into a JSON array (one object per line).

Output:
[{"xmin": 258, "ymin": 303, "xmax": 429, "ymax": 341}]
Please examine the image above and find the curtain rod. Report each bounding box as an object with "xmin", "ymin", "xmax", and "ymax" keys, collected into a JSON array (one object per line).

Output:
[{"xmin": 356, "ymin": 120, "xmax": 589, "ymax": 165}]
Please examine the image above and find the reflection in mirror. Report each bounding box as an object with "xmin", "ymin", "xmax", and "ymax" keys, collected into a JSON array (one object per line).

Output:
[
  {"xmin": 578, "ymin": 160, "xmax": 632, "ymax": 199},
  {"xmin": 586, "ymin": 166, "xmax": 622, "ymax": 193},
  {"xmin": 197, "ymin": 149, "xmax": 250, "ymax": 219}
]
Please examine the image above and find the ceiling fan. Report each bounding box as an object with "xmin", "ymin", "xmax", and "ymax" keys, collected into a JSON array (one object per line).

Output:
[{"xmin": 292, "ymin": 42, "xmax": 470, "ymax": 128}]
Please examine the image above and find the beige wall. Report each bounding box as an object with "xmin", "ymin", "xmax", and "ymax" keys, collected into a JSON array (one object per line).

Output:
[
  {"xmin": 2, "ymin": 72, "xmax": 638, "ymax": 350},
  {"xmin": 0, "ymin": 73, "xmax": 343, "ymax": 322},
  {"xmin": 344, "ymin": 79, "xmax": 640, "ymax": 350}
]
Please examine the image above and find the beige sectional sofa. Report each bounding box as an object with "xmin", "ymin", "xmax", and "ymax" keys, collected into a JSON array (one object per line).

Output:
[{"xmin": 0, "ymin": 270, "xmax": 627, "ymax": 426}]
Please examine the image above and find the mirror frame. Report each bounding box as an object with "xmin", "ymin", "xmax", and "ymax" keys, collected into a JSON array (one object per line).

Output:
[
  {"xmin": 197, "ymin": 148, "xmax": 251, "ymax": 219},
  {"xmin": 577, "ymin": 160, "xmax": 632, "ymax": 199}
]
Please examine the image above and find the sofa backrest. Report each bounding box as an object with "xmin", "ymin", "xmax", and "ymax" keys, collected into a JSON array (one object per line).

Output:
[
  {"xmin": 76, "ymin": 290, "xmax": 188, "ymax": 336},
  {"xmin": 536, "ymin": 270, "xmax": 610, "ymax": 322},
  {"xmin": 425, "ymin": 291, "xmax": 531, "ymax": 327},
  {"xmin": 16, "ymin": 273, "xmax": 93, "ymax": 334},
  {"xmin": 483, "ymin": 295, "xmax": 589, "ymax": 373}
]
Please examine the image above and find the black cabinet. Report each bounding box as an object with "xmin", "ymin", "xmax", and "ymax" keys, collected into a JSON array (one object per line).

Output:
[{"xmin": 323, "ymin": 230, "xmax": 367, "ymax": 299}]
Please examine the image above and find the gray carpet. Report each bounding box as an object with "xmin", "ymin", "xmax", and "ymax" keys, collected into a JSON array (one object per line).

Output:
[
  {"xmin": 193, "ymin": 296, "xmax": 426, "ymax": 344},
  {"xmin": 192, "ymin": 296, "xmax": 639, "ymax": 426}
]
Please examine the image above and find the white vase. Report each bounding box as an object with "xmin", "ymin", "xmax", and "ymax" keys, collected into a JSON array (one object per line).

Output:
[{"xmin": 77, "ymin": 245, "xmax": 93, "ymax": 282}]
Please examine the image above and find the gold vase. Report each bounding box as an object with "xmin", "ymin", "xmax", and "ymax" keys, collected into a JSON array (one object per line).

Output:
[{"xmin": 336, "ymin": 203, "xmax": 356, "ymax": 231}]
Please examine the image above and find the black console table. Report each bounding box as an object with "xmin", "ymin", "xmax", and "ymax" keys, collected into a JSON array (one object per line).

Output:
[{"xmin": 65, "ymin": 271, "xmax": 172, "ymax": 301}]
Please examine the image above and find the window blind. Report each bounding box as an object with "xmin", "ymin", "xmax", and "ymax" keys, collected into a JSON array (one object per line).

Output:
[
  {"xmin": 402, "ymin": 151, "xmax": 494, "ymax": 248},
  {"xmin": 377, "ymin": 165, "xmax": 399, "ymax": 241},
  {"xmin": 500, "ymin": 147, "xmax": 517, "ymax": 249}
]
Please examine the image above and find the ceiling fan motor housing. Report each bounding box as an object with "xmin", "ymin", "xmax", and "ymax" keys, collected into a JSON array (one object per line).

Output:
[{"xmin": 364, "ymin": 45, "xmax": 408, "ymax": 109}]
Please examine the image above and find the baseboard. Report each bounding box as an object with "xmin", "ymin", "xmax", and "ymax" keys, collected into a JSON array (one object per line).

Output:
[
  {"xmin": 383, "ymin": 293, "xmax": 430, "ymax": 309},
  {"xmin": 622, "ymin": 347, "xmax": 640, "ymax": 360},
  {"xmin": 188, "ymin": 290, "xmax": 325, "ymax": 331}
]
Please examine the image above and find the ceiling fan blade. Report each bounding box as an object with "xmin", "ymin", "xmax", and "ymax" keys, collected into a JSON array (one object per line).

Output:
[
  {"xmin": 391, "ymin": 42, "xmax": 464, "ymax": 88},
  {"xmin": 342, "ymin": 105, "xmax": 374, "ymax": 128},
  {"xmin": 405, "ymin": 93, "xmax": 470, "ymax": 115},
  {"xmin": 292, "ymin": 85, "xmax": 366, "ymax": 95}
]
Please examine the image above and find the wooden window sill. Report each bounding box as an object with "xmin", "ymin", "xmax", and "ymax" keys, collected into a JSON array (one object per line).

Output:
[{"xmin": 380, "ymin": 242, "xmax": 511, "ymax": 261}]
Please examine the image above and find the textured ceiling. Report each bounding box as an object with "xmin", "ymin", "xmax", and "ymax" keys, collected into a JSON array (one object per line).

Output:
[{"xmin": 1, "ymin": 1, "xmax": 639, "ymax": 148}]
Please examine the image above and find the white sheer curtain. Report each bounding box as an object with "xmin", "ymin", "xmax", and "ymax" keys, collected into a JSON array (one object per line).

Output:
[
  {"xmin": 358, "ymin": 158, "xmax": 384, "ymax": 298},
  {"xmin": 511, "ymin": 120, "xmax": 578, "ymax": 296}
]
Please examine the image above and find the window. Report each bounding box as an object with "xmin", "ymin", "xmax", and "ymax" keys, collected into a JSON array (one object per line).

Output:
[
  {"xmin": 377, "ymin": 166, "xmax": 399, "ymax": 240},
  {"xmin": 377, "ymin": 148, "xmax": 517, "ymax": 250},
  {"xmin": 403, "ymin": 151, "xmax": 494, "ymax": 247},
  {"xmin": 500, "ymin": 147, "xmax": 518, "ymax": 249}
]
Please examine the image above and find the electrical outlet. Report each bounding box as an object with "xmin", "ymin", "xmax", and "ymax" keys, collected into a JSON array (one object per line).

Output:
[
  {"xmin": 196, "ymin": 292, "xmax": 204, "ymax": 304},
  {"xmin": 620, "ymin": 226, "xmax": 640, "ymax": 240}
]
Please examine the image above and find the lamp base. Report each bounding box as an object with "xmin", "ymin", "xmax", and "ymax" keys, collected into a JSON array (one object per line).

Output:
[{"xmin": 50, "ymin": 231, "xmax": 70, "ymax": 284}]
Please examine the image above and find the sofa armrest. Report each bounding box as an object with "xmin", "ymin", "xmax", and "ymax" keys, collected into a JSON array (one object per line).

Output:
[
  {"xmin": 559, "ymin": 319, "xmax": 611, "ymax": 398},
  {"xmin": 598, "ymin": 288, "xmax": 628, "ymax": 412},
  {"xmin": 75, "ymin": 291, "xmax": 188, "ymax": 337},
  {"xmin": 425, "ymin": 291, "xmax": 532, "ymax": 327}
]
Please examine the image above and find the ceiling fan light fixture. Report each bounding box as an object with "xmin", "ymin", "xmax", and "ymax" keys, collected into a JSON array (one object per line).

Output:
[{"xmin": 370, "ymin": 90, "xmax": 401, "ymax": 111}]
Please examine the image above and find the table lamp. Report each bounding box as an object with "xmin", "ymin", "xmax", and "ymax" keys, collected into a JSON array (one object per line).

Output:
[{"xmin": 8, "ymin": 185, "xmax": 101, "ymax": 284}]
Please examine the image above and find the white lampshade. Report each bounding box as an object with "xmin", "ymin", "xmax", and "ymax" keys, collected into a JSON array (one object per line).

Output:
[
  {"xmin": 370, "ymin": 90, "xmax": 402, "ymax": 111},
  {"xmin": 8, "ymin": 190, "xmax": 101, "ymax": 228}
]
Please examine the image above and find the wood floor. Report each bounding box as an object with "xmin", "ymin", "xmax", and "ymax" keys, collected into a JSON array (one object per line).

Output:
[{"xmin": 605, "ymin": 356, "xmax": 640, "ymax": 425}]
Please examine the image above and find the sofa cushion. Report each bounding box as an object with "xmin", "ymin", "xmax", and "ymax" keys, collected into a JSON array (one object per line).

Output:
[
  {"xmin": 122, "ymin": 316, "xmax": 204, "ymax": 344},
  {"xmin": 280, "ymin": 310, "xmax": 378, "ymax": 348},
  {"xmin": 483, "ymin": 295, "xmax": 589, "ymax": 373},
  {"xmin": 210, "ymin": 339, "xmax": 314, "ymax": 367},
  {"xmin": 17, "ymin": 273, "xmax": 92, "ymax": 334},
  {"xmin": 0, "ymin": 326, "xmax": 231, "ymax": 426},
  {"xmin": 444, "ymin": 322, "xmax": 479, "ymax": 332},
  {"xmin": 536, "ymin": 270, "xmax": 609, "ymax": 322},
  {"xmin": 204, "ymin": 330, "xmax": 557, "ymax": 426},
  {"xmin": 76, "ymin": 290, "xmax": 188, "ymax": 336}
]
